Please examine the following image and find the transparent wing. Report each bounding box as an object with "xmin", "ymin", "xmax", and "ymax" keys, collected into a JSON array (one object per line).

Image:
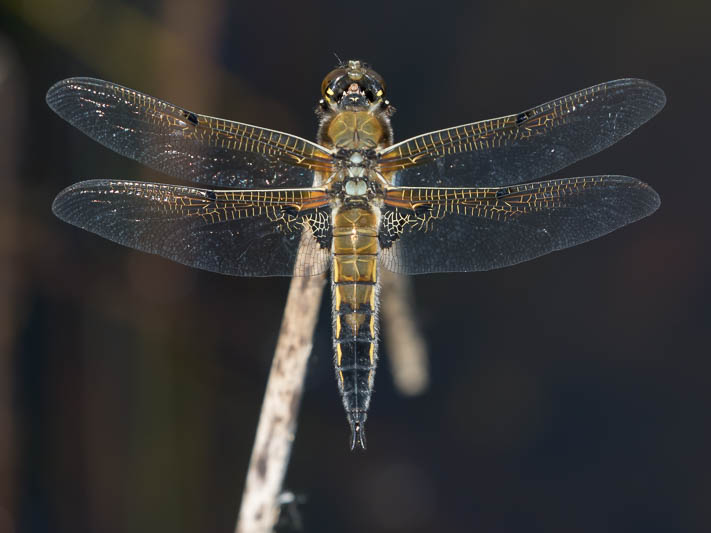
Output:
[
  {"xmin": 378, "ymin": 79, "xmax": 665, "ymax": 188},
  {"xmin": 52, "ymin": 180, "xmax": 332, "ymax": 277},
  {"xmin": 46, "ymin": 78, "xmax": 335, "ymax": 188},
  {"xmin": 379, "ymin": 176, "xmax": 659, "ymax": 274}
]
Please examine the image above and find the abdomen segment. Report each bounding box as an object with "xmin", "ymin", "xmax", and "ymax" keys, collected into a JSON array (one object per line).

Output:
[{"xmin": 331, "ymin": 207, "xmax": 379, "ymax": 449}]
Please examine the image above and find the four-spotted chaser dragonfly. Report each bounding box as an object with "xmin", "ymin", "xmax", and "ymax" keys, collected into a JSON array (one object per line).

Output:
[{"xmin": 48, "ymin": 60, "xmax": 665, "ymax": 449}]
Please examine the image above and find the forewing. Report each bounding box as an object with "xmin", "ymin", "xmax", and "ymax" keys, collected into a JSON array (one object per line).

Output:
[
  {"xmin": 46, "ymin": 78, "xmax": 335, "ymax": 188},
  {"xmin": 52, "ymin": 180, "xmax": 332, "ymax": 277},
  {"xmin": 379, "ymin": 79, "xmax": 665, "ymax": 187},
  {"xmin": 380, "ymin": 176, "xmax": 659, "ymax": 274}
]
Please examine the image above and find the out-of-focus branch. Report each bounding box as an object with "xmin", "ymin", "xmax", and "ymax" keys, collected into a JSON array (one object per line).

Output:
[
  {"xmin": 235, "ymin": 272, "xmax": 326, "ymax": 533},
  {"xmin": 0, "ymin": 34, "xmax": 22, "ymax": 533},
  {"xmin": 8, "ymin": 0, "xmax": 298, "ymax": 127},
  {"xmin": 381, "ymin": 270, "xmax": 429, "ymax": 396}
]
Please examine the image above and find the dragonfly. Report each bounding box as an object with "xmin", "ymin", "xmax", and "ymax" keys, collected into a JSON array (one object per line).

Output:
[{"xmin": 48, "ymin": 60, "xmax": 665, "ymax": 450}]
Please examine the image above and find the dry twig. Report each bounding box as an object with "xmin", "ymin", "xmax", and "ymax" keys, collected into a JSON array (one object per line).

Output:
[{"xmin": 235, "ymin": 272, "xmax": 326, "ymax": 533}]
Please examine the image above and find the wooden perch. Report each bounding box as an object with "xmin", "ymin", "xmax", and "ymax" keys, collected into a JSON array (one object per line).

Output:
[{"xmin": 235, "ymin": 272, "xmax": 326, "ymax": 533}]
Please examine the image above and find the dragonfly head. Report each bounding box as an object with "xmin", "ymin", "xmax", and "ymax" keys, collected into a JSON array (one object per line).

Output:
[{"xmin": 319, "ymin": 59, "xmax": 392, "ymax": 114}]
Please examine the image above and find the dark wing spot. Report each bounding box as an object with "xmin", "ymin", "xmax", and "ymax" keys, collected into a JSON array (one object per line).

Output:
[
  {"xmin": 282, "ymin": 206, "xmax": 298, "ymax": 218},
  {"xmin": 183, "ymin": 110, "xmax": 199, "ymax": 125},
  {"xmin": 496, "ymin": 187, "xmax": 510, "ymax": 199},
  {"xmin": 413, "ymin": 204, "xmax": 431, "ymax": 216},
  {"xmin": 515, "ymin": 112, "xmax": 530, "ymax": 126},
  {"xmin": 206, "ymin": 190, "xmax": 217, "ymax": 201}
]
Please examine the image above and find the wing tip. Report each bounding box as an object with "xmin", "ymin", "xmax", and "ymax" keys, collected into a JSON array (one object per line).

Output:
[
  {"xmin": 634, "ymin": 78, "xmax": 667, "ymax": 113},
  {"xmin": 606, "ymin": 175, "xmax": 661, "ymax": 219},
  {"xmin": 51, "ymin": 181, "xmax": 81, "ymax": 221},
  {"xmin": 612, "ymin": 77, "xmax": 667, "ymax": 116},
  {"xmin": 51, "ymin": 180, "xmax": 104, "ymax": 221},
  {"xmin": 640, "ymin": 181, "xmax": 661, "ymax": 216},
  {"xmin": 46, "ymin": 77, "xmax": 106, "ymax": 114},
  {"xmin": 46, "ymin": 78, "xmax": 68, "ymax": 112}
]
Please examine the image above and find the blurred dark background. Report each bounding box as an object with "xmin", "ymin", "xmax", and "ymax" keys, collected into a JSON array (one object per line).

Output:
[{"xmin": 1, "ymin": 0, "xmax": 709, "ymax": 532}]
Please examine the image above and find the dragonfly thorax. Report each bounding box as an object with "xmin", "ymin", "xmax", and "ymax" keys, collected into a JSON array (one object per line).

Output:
[
  {"xmin": 344, "ymin": 178, "xmax": 368, "ymax": 196},
  {"xmin": 346, "ymin": 150, "xmax": 367, "ymax": 178},
  {"xmin": 329, "ymin": 149, "xmax": 383, "ymax": 202}
]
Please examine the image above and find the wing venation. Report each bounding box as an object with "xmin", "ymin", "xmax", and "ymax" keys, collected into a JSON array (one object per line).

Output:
[
  {"xmin": 46, "ymin": 78, "xmax": 335, "ymax": 188},
  {"xmin": 380, "ymin": 176, "xmax": 660, "ymax": 274},
  {"xmin": 378, "ymin": 79, "xmax": 666, "ymax": 188},
  {"xmin": 52, "ymin": 180, "xmax": 331, "ymax": 277}
]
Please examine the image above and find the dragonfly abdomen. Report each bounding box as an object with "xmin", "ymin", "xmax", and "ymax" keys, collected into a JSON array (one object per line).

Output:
[{"xmin": 331, "ymin": 206, "xmax": 380, "ymax": 450}]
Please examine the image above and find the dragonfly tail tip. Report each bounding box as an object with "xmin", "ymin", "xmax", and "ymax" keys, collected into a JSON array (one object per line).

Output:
[{"xmin": 348, "ymin": 414, "xmax": 367, "ymax": 451}]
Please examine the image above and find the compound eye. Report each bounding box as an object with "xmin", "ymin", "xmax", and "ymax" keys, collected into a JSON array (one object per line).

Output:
[
  {"xmin": 363, "ymin": 70, "xmax": 386, "ymax": 102},
  {"xmin": 321, "ymin": 68, "xmax": 348, "ymax": 103}
]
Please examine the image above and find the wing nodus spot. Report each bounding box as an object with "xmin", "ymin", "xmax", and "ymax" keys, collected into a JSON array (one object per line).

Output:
[{"xmin": 183, "ymin": 110, "xmax": 199, "ymax": 125}]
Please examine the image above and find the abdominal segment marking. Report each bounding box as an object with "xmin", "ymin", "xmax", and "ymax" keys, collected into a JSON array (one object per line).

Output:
[{"xmin": 331, "ymin": 207, "xmax": 380, "ymax": 450}]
